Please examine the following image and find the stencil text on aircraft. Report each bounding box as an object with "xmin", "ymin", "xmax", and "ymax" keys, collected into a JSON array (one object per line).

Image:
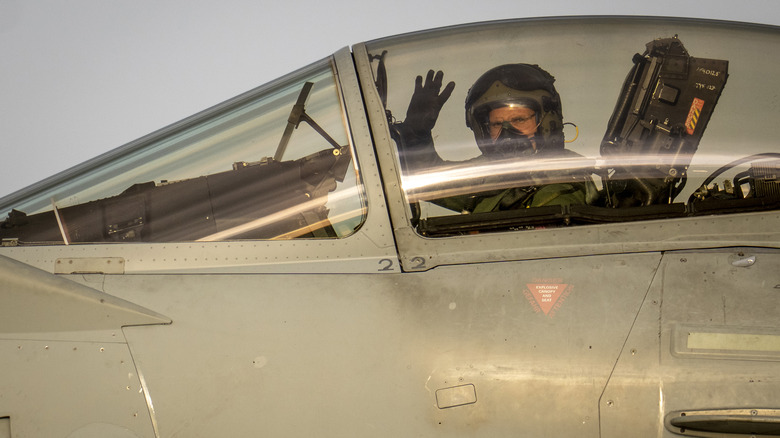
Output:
[{"xmin": 524, "ymin": 280, "xmax": 572, "ymax": 317}]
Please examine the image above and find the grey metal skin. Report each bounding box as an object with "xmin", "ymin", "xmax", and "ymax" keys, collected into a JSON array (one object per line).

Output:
[
  {"xmin": 0, "ymin": 255, "xmax": 169, "ymax": 437},
  {"xmin": 1, "ymin": 16, "xmax": 779, "ymax": 438}
]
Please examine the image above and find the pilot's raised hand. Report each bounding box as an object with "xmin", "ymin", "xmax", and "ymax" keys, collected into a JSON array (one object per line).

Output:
[{"xmin": 403, "ymin": 70, "xmax": 456, "ymax": 135}]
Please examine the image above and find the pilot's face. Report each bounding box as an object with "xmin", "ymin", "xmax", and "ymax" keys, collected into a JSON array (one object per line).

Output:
[{"xmin": 487, "ymin": 106, "xmax": 538, "ymax": 149}]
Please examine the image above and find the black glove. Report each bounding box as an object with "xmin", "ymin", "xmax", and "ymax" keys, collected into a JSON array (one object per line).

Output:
[{"xmin": 403, "ymin": 70, "xmax": 455, "ymax": 135}]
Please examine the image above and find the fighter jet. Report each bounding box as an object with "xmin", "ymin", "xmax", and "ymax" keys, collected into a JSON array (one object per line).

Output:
[{"xmin": 1, "ymin": 16, "xmax": 779, "ymax": 437}]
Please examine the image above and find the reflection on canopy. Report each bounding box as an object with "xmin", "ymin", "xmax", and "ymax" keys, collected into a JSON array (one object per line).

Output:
[{"xmin": 197, "ymin": 186, "xmax": 365, "ymax": 241}]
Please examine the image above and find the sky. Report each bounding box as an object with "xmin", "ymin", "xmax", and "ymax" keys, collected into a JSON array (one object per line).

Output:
[{"xmin": 2, "ymin": 0, "xmax": 780, "ymax": 200}]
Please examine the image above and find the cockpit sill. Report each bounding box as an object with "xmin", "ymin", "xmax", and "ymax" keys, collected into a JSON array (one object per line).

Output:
[{"xmin": 1, "ymin": 208, "xmax": 777, "ymax": 276}]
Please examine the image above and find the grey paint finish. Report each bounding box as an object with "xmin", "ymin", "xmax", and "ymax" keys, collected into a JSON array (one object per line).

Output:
[{"xmin": 104, "ymin": 252, "xmax": 660, "ymax": 436}]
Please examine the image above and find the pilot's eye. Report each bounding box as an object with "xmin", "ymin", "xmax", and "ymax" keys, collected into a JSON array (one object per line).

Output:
[
  {"xmin": 509, "ymin": 115, "xmax": 536, "ymax": 125},
  {"xmin": 487, "ymin": 113, "xmax": 537, "ymax": 133}
]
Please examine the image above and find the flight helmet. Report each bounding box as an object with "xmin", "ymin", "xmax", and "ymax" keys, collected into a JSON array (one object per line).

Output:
[{"xmin": 465, "ymin": 64, "xmax": 564, "ymax": 158}]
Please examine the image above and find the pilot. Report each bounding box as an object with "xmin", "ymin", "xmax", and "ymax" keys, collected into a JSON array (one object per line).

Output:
[{"xmin": 394, "ymin": 64, "xmax": 597, "ymax": 213}]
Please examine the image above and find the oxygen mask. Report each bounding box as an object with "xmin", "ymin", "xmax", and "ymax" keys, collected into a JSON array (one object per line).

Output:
[{"xmin": 480, "ymin": 124, "xmax": 536, "ymax": 158}]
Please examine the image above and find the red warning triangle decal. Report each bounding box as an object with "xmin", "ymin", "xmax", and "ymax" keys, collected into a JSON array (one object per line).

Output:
[{"xmin": 526, "ymin": 283, "xmax": 568, "ymax": 315}]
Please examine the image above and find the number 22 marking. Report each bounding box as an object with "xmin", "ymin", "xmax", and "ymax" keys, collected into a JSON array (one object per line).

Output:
[{"xmin": 378, "ymin": 257, "xmax": 426, "ymax": 271}]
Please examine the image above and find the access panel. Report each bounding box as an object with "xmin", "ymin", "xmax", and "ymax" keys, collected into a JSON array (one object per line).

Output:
[{"xmin": 602, "ymin": 249, "xmax": 780, "ymax": 437}]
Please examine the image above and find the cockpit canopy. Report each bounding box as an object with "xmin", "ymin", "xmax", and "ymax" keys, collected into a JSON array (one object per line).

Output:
[{"xmin": 1, "ymin": 17, "xmax": 779, "ymax": 243}]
